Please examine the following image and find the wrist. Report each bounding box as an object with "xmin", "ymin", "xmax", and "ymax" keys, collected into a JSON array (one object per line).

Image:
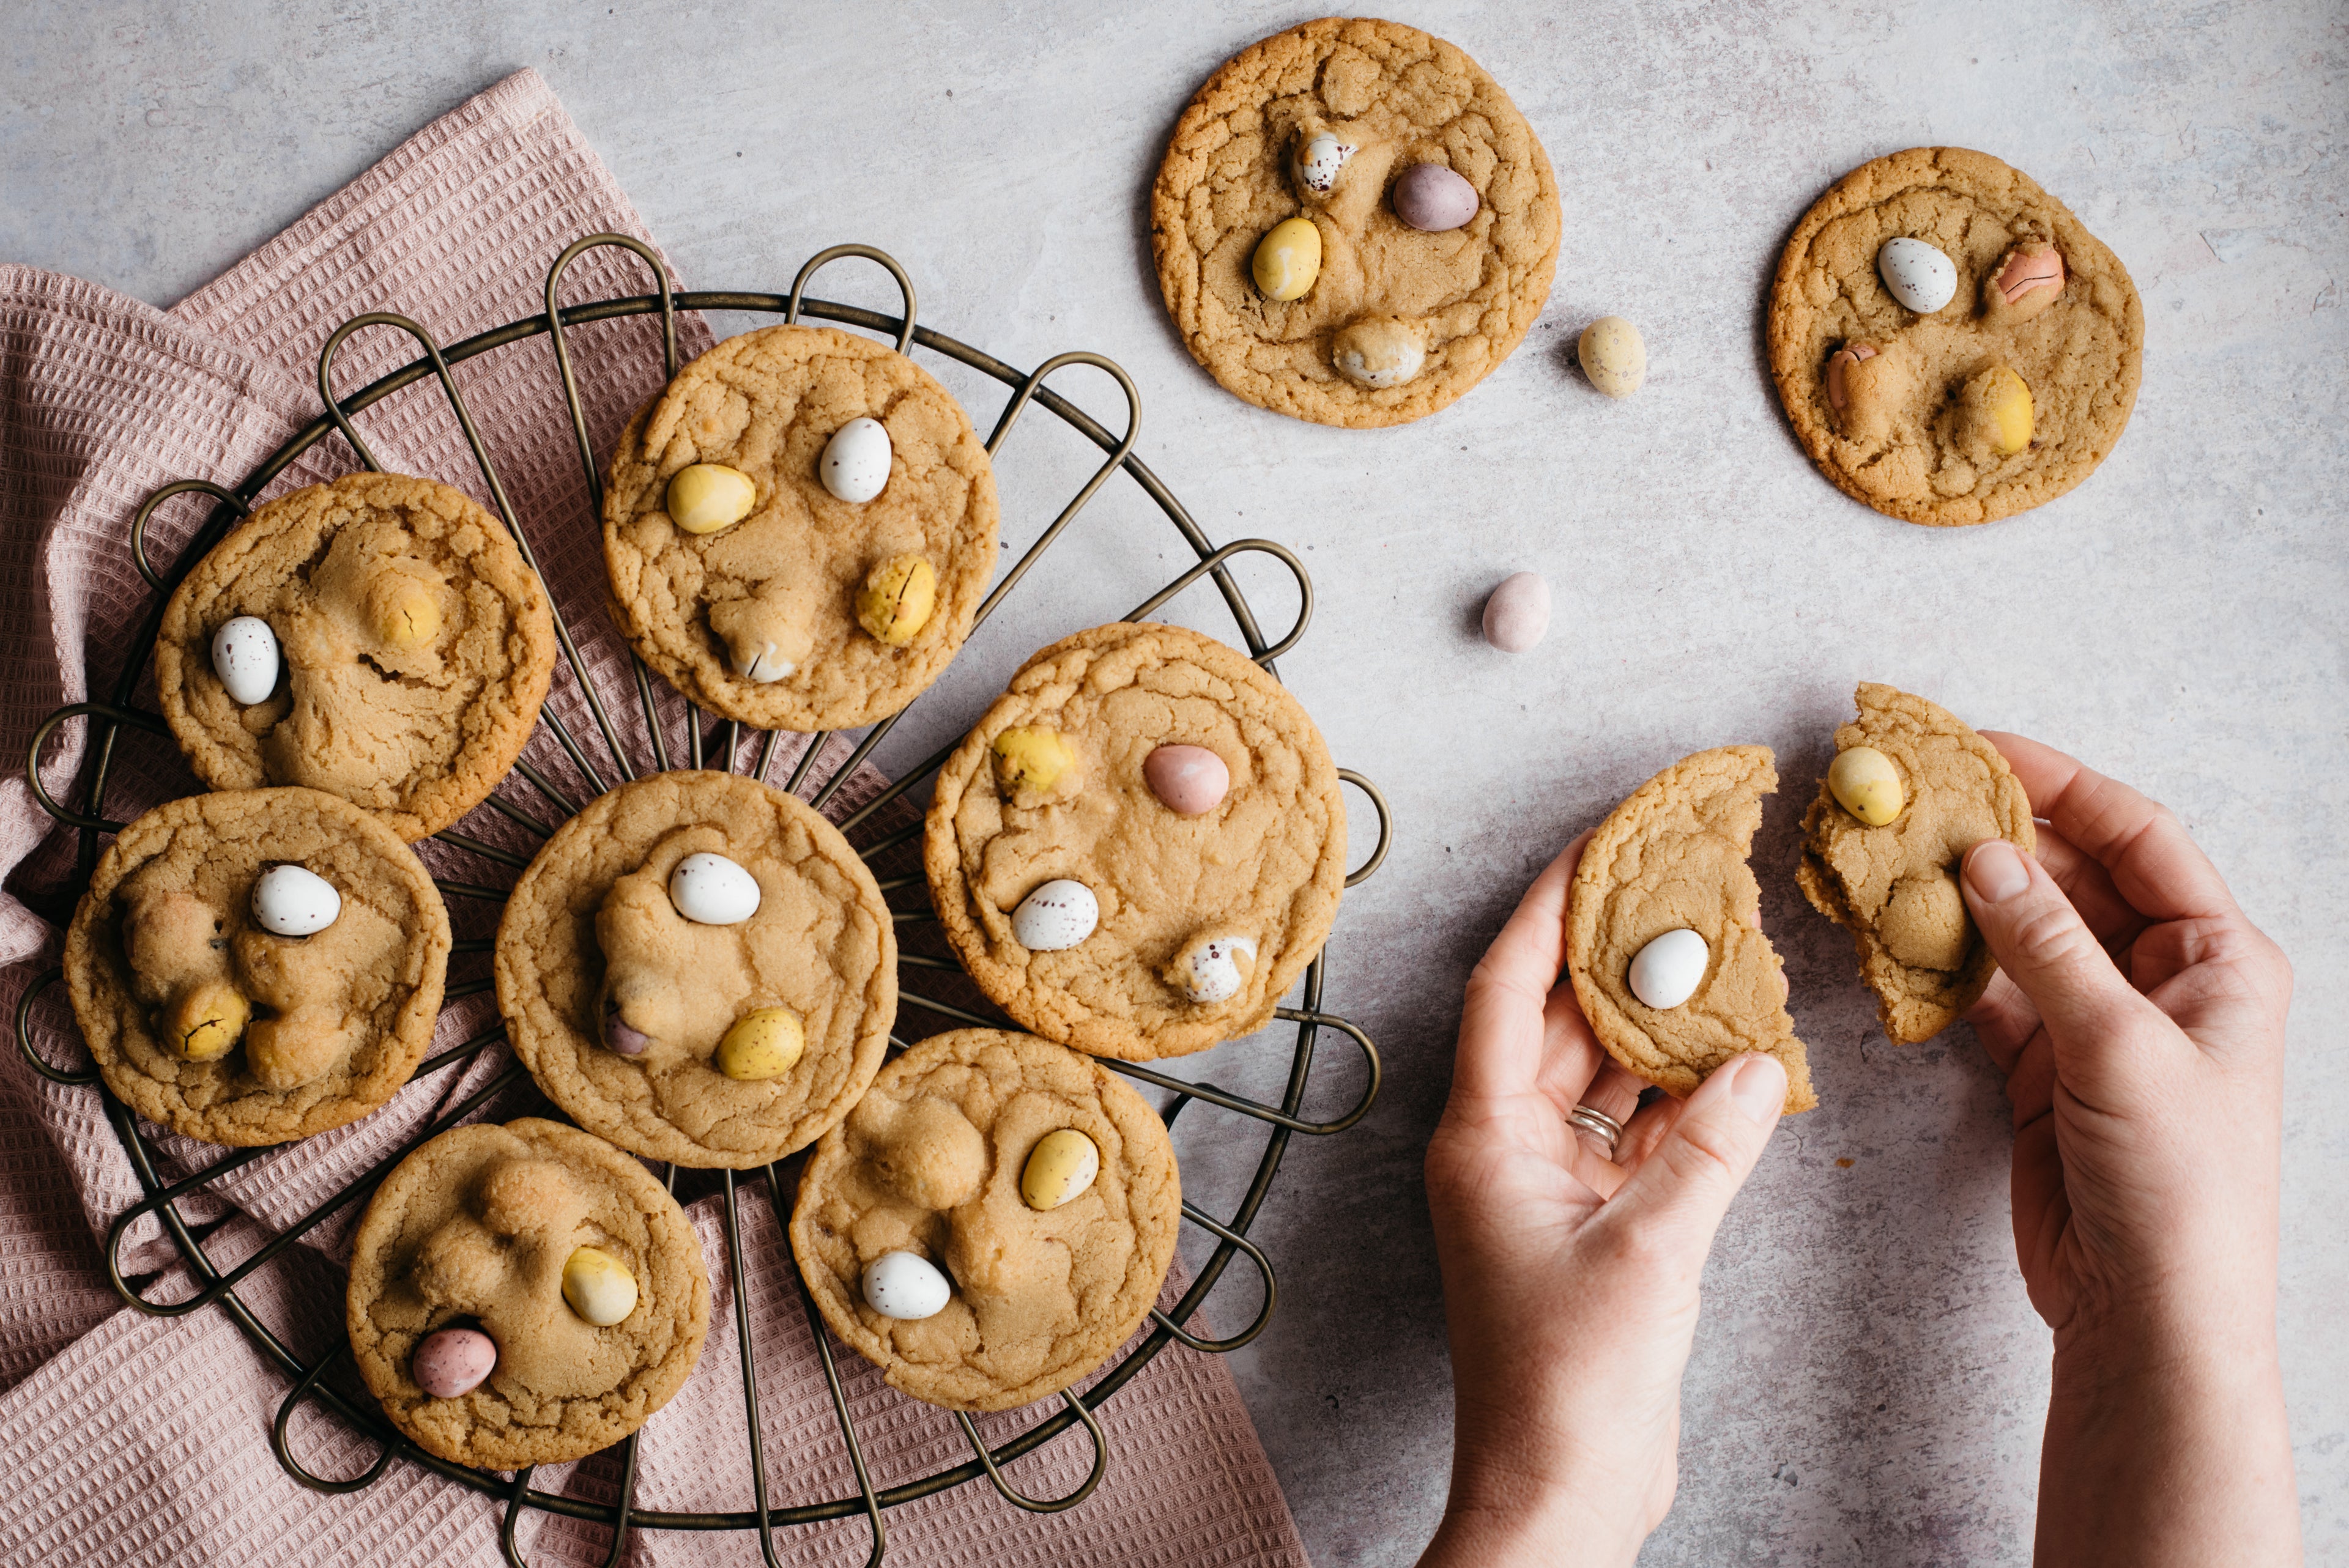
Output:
[{"xmin": 1423, "ymin": 1468, "xmax": 1649, "ymax": 1568}]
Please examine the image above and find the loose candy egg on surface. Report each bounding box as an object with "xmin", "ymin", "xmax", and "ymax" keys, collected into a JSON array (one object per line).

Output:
[
  {"xmin": 414, "ymin": 1326, "xmax": 498, "ymax": 1399},
  {"xmin": 1827, "ymin": 746, "xmax": 1906, "ymax": 826},
  {"xmin": 251, "ymin": 864, "xmax": 340, "ymax": 936},
  {"xmin": 562, "ymin": 1246, "xmax": 638, "ymax": 1326},
  {"xmin": 716, "ymin": 1007, "xmax": 805, "ymax": 1081},
  {"xmin": 1577, "ymin": 316, "xmax": 1646, "ymax": 399},
  {"xmin": 1143, "ymin": 744, "xmax": 1228, "ymax": 815},
  {"xmin": 991, "ymin": 727, "xmax": 1079, "ymax": 796},
  {"xmin": 862, "ymin": 1250, "xmax": 951, "ymax": 1320},
  {"xmin": 1011, "ymin": 879, "xmax": 1098, "ymax": 952},
  {"xmin": 211, "ymin": 616, "xmax": 280, "ymax": 705},
  {"xmin": 667, "ymin": 462, "xmax": 758, "ymax": 535},
  {"xmin": 1628, "ymin": 928, "xmax": 1709, "ymax": 1010},
  {"xmin": 668, "ymin": 852, "xmax": 760, "ymax": 925},
  {"xmin": 1021, "ymin": 1130, "xmax": 1100, "ymax": 1211},
  {"xmin": 601, "ymin": 997, "xmax": 651, "ymax": 1057},
  {"xmin": 1292, "ymin": 133, "xmax": 1355, "ymax": 194},
  {"xmin": 1168, "ymin": 934, "xmax": 1256, "ymax": 1005},
  {"xmin": 1876, "ymin": 237, "xmax": 1958, "ymax": 314},
  {"xmin": 167, "ymin": 980, "xmax": 250, "ymax": 1063},
  {"xmin": 1331, "ymin": 316, "xmax": 1427, "ymax": 389},
  {"xmin": 820, "ymin": 418, "xmax": 892, "ymax": 504},
  {"xmin": 1252, "ymin": 217, "xmax": 1323, "ymax": 301},
  {"xmin": 1481, "ymin": 572, "xmax": 1550, "ymax": 653},
  {"xmin": 1392, "ymin": 162, "xmax": 1479, "ymax": 232}
]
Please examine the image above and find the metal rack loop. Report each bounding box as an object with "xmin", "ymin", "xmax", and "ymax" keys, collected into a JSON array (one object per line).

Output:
[
  {"xmin": 1123, "ymin": 539, "xmax": 1313, "ymax": 665},
  {"xmin": 788, "ymin": 245, "xmax": 918, "ymax": 355},
  {"xmin": 952, "ymin": 1391, "xmax": 1109, "ymax": 1515},
  {"xmin": 1104, "ymin": 1006, "xmax": 1382, "ymax": 1137},
  {"xmin": 273, "ymin": 1343, "xmax": 396, "ymax": 1495},
  {"xmin": 130, "ymin": 479, "xmax": 250, "ymax": 592},
  {"xmin": 24, "ymin": 701, "xmax": 169, "ymax": 832},
  {"xmin": 1151, "ymin": 1202, "xmax": 1278, "ymax": 1354},
  {"xmin": 13, "ymin": 966, "xmax": 95, "ymax": 1087},
  {"xmin": 1339, "ymin": 769, "xmax": 1392, "ymax": 888}
]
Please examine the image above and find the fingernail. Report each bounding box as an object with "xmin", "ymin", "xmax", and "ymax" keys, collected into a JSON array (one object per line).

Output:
[
  {"xmin": 1964, "ymin": 840, "xmax": 2030, "ymax": 903},
  {"xmin": 1728, "ymin": 1054, "xmax": 1787, "ymax": 1126}
]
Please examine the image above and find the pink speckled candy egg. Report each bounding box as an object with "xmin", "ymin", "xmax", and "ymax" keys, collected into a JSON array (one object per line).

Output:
[
  {"xmin": 1481, "ymin": 572, "xmax": 1551, "ymax": 653},
  {"xmin": 1143, "ymin": 745, "xmax": 1229, "ymax": 815},
  {"xmin": 414, "ymin": 1325, "xmax": 498, "ymax": 1399},
  {"xmin": 1392, "ymin": 163, "xmax": 1479, "ymax": 232}
]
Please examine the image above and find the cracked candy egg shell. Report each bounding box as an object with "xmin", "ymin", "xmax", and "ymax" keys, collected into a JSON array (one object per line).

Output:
[
  {"xmin": 924, "ymin": 622, "xmax": 1347, "ymax": 1062},
  {"xmin": 1150, "ymin": 16, "xmax": 1562, "ymax": 428},
  {"xmin": 1767, "ymin": 146, "xmax": 2143, "ymax": 527},
  {"xmin": 155, "ymin": 471, "xmax": 556, "ymax": 841},
  {"xmin": 62, "ymin": 786, "xmax": 450, "ymax": 1147}
]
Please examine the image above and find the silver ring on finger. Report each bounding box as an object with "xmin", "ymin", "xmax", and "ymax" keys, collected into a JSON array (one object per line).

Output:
[{"xmin": 1565, "ymin": 1102, "xmax": 1625, "ymax": 1160}]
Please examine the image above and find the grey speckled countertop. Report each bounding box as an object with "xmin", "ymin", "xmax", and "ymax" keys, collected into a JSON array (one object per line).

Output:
[{"xmin": 6, "ymin": 4, "xmax": 2345, "ymax": 1563}]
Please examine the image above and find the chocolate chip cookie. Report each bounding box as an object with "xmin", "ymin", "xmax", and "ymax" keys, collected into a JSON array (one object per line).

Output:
[
  {"xmin": 1567, "ymin": 747, "xmax": 1816, "ymax": 1114},
  {"xmin": 1767, "ymin": 146, "xmax": 2144, "ymax": 526},
  {"xmin": 63, "ymin": 786, "xmax": 451, "ymax": 1147},
  {"xmin": 155, "ymin": 472, "xmax": 557, "ymax": 841},
  {"xmin": 346, "ymin": 1117, "xmax": 710, "ymax": 1470},
  {"xmin": 494, "ymin": 771, "xmax": 896, "ymax": 1168},
  {"xmin": 790, "ymin": 1029, "xmax": 1179, "ymax": 1412},
  {"xmin": 1151, "ymin": 17, "xmax": 1562, "ymax": 428},
  {"xmin": 601, "ymin": 325, "xmax": 1001, "ymax": 731},
  {"xmin": 924, "ymin": 622, "xmax": 1348, "ymax": 1062},
  {"xmin": 1797, "ymin": 684, "xmax": 2036, "ymax": 1042}
]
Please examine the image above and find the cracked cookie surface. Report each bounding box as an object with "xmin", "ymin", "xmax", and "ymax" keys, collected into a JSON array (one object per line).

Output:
[
  {"xmin": 495, "ymin": 771, "xmax": 896, "ymax": 1168},
  {"xmin": 1151, "ymin": 16, "xmax": 1560, "ymax": 428},
  {"xmin": 924, "ymin": 623, "xmax": 1346, "ymax": 1062},
  {"xmin": 155, "ymin": 472, "xmax": 556, "ymax": 840},
  {"xmin": 601, "ymin": 325, "xmax": 1000, "ymax": 730},
  {"xmin": 1767, "ymin": 146, "xmax": 2143, "ymax": 526},
  {"xmin": 1567, "ymin": 747, "xmax": 1816, "ymax": 1114},
  {"xmin": 790, "ymin": 1029, "xmax": 1178, "ymax": 1412},
  {"xmin": 1797, "ymin": 684, "xmax": 2035, "ymax": 1042},
  {"xmin": 64, "ymin": 786, "xmax": 451, "ymax": 1146},
  {"xmin": 346, "ymin": 1117, "xmax": 710, "ymax": 1470}
]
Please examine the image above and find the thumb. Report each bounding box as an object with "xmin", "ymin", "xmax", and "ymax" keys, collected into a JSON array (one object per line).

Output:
[
  {"xmin": 1960, "ymin": 839, "xmax": 2151, "ymax": 1051},
  {"xmin": 1602, "ymin": 1054, "xmax": 1786, "ymax": 1270}
]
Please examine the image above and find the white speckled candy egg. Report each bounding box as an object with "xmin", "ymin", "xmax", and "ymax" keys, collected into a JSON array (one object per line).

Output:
[
  {"xmin": 413, "ymin": 1326, "xmax": 497, "ymax": 1399},
  {"xmin": 250, "ymin": 864, "xmax": 340, "ymax": 936},
  {"xmin": 1577, "ymin": 316, "xmax": 1647, "ymax": 399},
  {"xmin": 1628, "ymin": 928, "xmax": 1710, "ymax": 1010},
  {"xmin": 1877, "ymin": 237, "xmax": 1957, "ymax": 314},
  {"xmin": 1481, "ymin": 572, "xmax": 1550, "ymax": 653},
  {"xmin": 1011, "ymin": 879, "xmax": 1098, "ymax": 951},
  {"xmin": 1173, "ymin": 936, "xmax": 1256, "ymax": 1005},
  {"xmin": 820, "ymin": 416, "xmax": 892, "ymax": 504},
  {"xmin": 668, "ymin": 852, "xmax": 760, "ymax": 925},
  {"xmin": 210, "ymin": 616, "xmax": 280, "ymax": 705},
  {"xmin": 862, "ymin": 1250, "xmax": 951, "ymax": 1320},
  {"xmin": 1292, "ymin": 133, "xmax": 1355, "ymax": 194}
]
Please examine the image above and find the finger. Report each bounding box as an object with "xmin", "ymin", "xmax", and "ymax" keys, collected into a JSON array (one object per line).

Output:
[
  {"xmin": 1598, "ymin": 1055, "xmax": 1787, "ymax": 1265},
  {"xmin": 1610, "ymin": 1089, "xmax": 1682, "ymax": 1175},
  {"xmin": 1980, "ymin": 733, "xmax": 2238, "ymax": 923},
  {"xmin": 1453, "ymin": 832, "xmax": 1592, "ymax": 1102},
  {"xmin": 1559, "ymin": 1060, "xmax": 1646, "ymax": 1163},
  {"xmin": 1964, "ymin": 968, "xmax": 2044, "ymax": 1074},
  {"xmin": 1532, "ymin": 963, "xmax": 1611, "ymax": 1111},
  {"xmin": 2028, "ymin": 824, "xmax": 2147, "ymax": 951}
]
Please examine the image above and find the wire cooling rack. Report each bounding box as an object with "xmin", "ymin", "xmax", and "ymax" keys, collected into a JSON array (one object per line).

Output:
[{"xmin": 12, "ymin": 235, "xmax": 1391, "ymax": 1566}]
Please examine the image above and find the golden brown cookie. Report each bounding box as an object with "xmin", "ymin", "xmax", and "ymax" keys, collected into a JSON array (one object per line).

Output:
[
  {"xmin": 1567, "ymin": 747, "xmax": 1816, "ymax": 1114},
  {"xmin": 155, "ymin": 472, "xmax": 557, "ymax": 840},
  {"xmin": 1150, "ymin": 17, "xmax": 1562, "ymax": 427},
  {"xmin": 63, "ymin": 786, "xmax": 451, "ymax": 1147},
  {"xmin": 924, "ymin": 623, "xmax": 1346, "ymax": 1062},
  {"xmin": 1767, "ymin": 146, "xmax": 2143, "ymax": 527},
  {"xmin": 1797, "ymin": 684, "xmax": 2036, "ymax": 1042},
  {"xmin": 601, "ymin": 325, "xmax": 1000, "ymax": 731},
  {"xmin": 346, "ymin": 1117, "xmax": 710, "ymax": 1470},
  {"xmin": 495, "ymin": 771, "xmax": 896, "ymax": 1168},
  {"xmin": 790, "ymin": 1029, "xmax": 1179, "ymax": 1412}
]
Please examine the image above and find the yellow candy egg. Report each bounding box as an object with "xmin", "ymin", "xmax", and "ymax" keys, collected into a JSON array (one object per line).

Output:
[
  {"xmin": 1252, "ymin": 217, "xmax": 1322, "ymax": 302},
  {"xmin": 1020, "ymin": 1129, "xmax": 1100, "ymax": 1211},
  {"xmin": 561, "ymin": 1245, "xmax": 638, "ymax": 1326},
  {"xmin": 666, "ymin": 462, "xmax": 757, "ymax": 536},
  {"xmin": 855, "ymin": 555, "xmax": 937, "ymax": 646},
  {"xmin": 716, "ymin": 1007, "xmax": 805, "ymax": 1081},
  {"xmin": 1827, "ymin": 746, "xmax": 1906, "ymax": 826},
  {"xmin": 990, "ymin": 727, "xmax": 1079, "ymax": 796},
  {"xmin": 1982, "ymin": 364, "xmax": 2034, "ymax": 454},
  {"xmin": 165, "ymin": 981, "xmax": 250, "ymax": 1063},
  {"xmin": 366, "ymin": 575, "xmax": 442, "ymax": 651}
]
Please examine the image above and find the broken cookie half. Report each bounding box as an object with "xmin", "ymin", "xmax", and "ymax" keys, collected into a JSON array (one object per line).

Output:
[
  {"xmin": 1567, "ymin": 745, "xmax": 1816, "ymax": 1115},
  {"xmin": 1797, "ymin": 684, "xmax": 2035, "ymax": 1043}
]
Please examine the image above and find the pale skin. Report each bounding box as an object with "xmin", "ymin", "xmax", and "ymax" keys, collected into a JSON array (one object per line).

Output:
[{"xmin": 1418, "ymin": 734, "xmax": 2299, "ymax": 1567}]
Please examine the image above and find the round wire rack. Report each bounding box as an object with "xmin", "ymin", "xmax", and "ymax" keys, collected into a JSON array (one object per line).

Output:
[{"xmin": 12, "ymin": 236, "xmax": 1392, "ymax": 1566}]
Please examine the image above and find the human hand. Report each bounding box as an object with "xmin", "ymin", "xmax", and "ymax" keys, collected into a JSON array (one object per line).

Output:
[
  {"xmin": 1418, "ymin": 832, "xmax": 1787, "ymax": 1568},
  {"xmin": 1960, "ymin": 733, "xmax": 2299, "ymax": 1566}
]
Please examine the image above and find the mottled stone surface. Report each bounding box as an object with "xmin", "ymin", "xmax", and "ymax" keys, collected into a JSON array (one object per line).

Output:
[{"xmin": 6, "ymin": 3, "xmax": 2343, "ymax": 1562}]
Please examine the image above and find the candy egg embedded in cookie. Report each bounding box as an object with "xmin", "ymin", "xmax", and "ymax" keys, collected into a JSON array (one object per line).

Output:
[
  {"xmin": 210, "ymin": 616, "xmax": 280, "ymax": 704},
  {"xmin": 820, "ymin": 416, "xmax": 892, "ymax": 503},
  {"xmin": 1012, "ymin": 879, "xmax": 1099, "ymax": 952}
]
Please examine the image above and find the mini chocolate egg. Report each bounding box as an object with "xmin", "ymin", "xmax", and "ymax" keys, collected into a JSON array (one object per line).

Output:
[
  {"xmin": 1877, "ymin": 237, "xmax": 1957, "ymax": 314},
  {"xmin": 1293, "ymin": 132, "xmax": 1356, "ymax": 194},
  {"xmin": 668, "ymin": 852, "xmax": 760, "ymax": 925},
  {"xmin": 601, "ymin": 997, "xmax": 651, "ymax": 1057},
  {"xmin": 1011, "ymin": 879, "xmax": 1098, "ymax": 951},
  {"xmin": 1481, "ymin": 572, "xmax": 1550, "ymax": 653},
  {"xmin": 862, "ymin": 1250, "xmax": 951, "ymax": 1320},
  {"xmin": 1143, "ymin": 745, "xmax": 1229, "ymax": 815},
  {"xmin": 821, "ymin": 416, "xmax": 892, "ymax": 503},
  {"xmin": 716, "ymin": 1007, "xmax": 804, "ymax": 1081},
  {"xmin": 562, "ymin": 1246, "xmax": 638, "ymax": 1326},
  {"xmin": 1628, "ymin": 928, "xmax": 1709, "ymax": 1010},
  {"xmin": 1021, "ymin": 1130, "xmax": 1100, "ymax": 1211},
  {"xmin": 1577, "ymin": 316, "xmax": 1646, "ymax": 399},
  {"xmin": 1170, "ymin": 935, "xmax": 1256, "ymax": 1005},
  {"xmin": 413, "ymin": 1326, "xmax": 498, "ymax": 1399},
  {"xmin": 1393, "ymin": 163, "xmax": 1478, "ymax": 232},
  {"xmin": 210, "ymin": 615, "xmax": 280, "ymax": 705},
  {"xmin": 250, "ymin": 864, "xmax": 340, "ymax": 936}
]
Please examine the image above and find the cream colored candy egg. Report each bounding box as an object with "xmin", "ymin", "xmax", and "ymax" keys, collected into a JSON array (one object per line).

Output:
[
  {"xmin": 1827, "ymin": 746, "xmax": 1906, "ymax": 826},
  {"xmin": 1628, "ymin": 928, "xmax": 1709, "ymax": 1010},
  {"xmin": 561, "ymin": 1246, "xmax": 638, "ymax": 1326},
  {"xmin": 251, "ymin": 864, "xmax": 340, "ymax": 936},
  {"xmin": 210, "ymin": 615, "xmax": 280, "ymax": 705},
  {"xmin": 1332, "ymin": 317, "xmax": 1426, "ymax": 389},
  {"xmin": 862, "ymin": 1250, "xmax": 951, "ymax": 1320},
  {"xmin": 821, "ymin": 417, "xmax": 892, "ymax": 503},
  {"xmin": 1252, "ymin": 217, "xmax": 1322, "ymax": 302},
  {"xmin": 1020, "ymin": 1129, "xmax": 1100, "ymax": 1211},
  {"xmin": 1577, "ymin": 316, "xmax": 1646, "ymax": 399},
  {"xmin": 716, "ymin": 1007, "xmax": 804, "ymax": 1081},
  {"xmin": 667, "ymin": 462, "xmax": 757, "ymax": 536}
]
